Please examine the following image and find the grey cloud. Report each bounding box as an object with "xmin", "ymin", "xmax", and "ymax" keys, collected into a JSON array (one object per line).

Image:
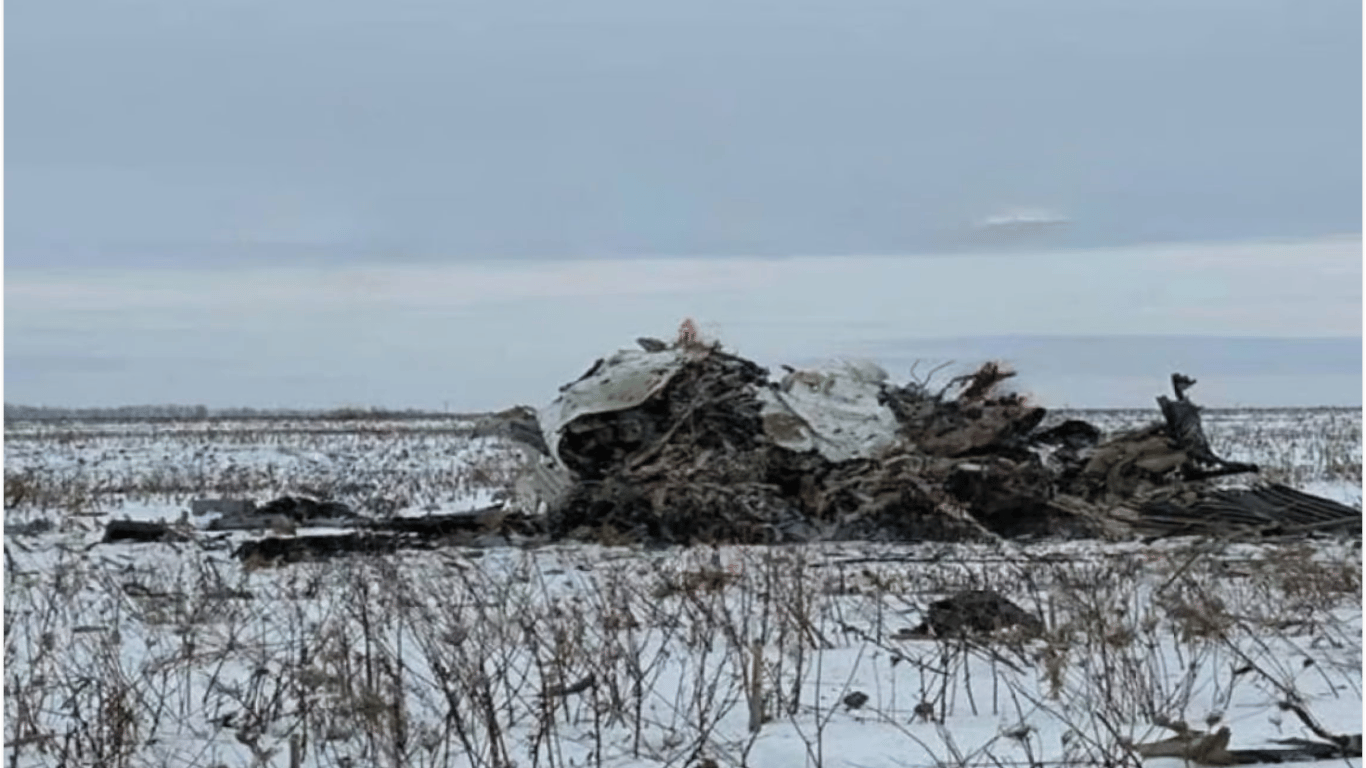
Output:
[{"xmin": 7, "ymin": 0, "xmax": 1360, "ymax": 265}]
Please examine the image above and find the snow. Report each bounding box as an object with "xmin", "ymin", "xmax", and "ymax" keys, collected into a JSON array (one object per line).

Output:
[
  {"xmin": 4, "ymin": 408, "xmax": 1361, "ymax": 767},
  {"xmin": 1301, "ymin": 480, "xmax": 1363, "ymax": 509},
  {"xmin": 5, "ymin": 536, "xmax": 1360, "ymax": 767}
]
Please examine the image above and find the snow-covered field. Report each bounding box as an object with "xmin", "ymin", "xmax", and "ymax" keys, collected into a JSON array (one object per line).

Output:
[{"xmin": 4, "ymin": 408, "xmax": 1362, "ymax": 767}]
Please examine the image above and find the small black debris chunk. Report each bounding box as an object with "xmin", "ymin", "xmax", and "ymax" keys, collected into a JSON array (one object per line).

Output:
[
  {"xmin": 843, "ymin": 691, "xmax": 870, "ymax": 710},
  {"xmin": 103, "ymin": 520, "xmax": 179, "ymax": 544},
  {"xmin": 914, "ymin": 589, "xmax": 1044, "ymax": 638},
  {"xmin": 636, "ymin": 337, "xmax": 669, "ymax": 352}
]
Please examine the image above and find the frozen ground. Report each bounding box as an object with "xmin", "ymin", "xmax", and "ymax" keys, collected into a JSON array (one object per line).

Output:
[{"xmin": 4, "ymin": 408, "xmax": 1361, "ymax": 767}]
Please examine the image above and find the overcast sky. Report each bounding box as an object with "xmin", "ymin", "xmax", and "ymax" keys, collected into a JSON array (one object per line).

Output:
[
  {"xmin": 6, "ymin": 0, "xmax": 1361, "ymax": 264},
  {"xmin": 6, "ymin": 236, "xmax": 1361, "ymax": 409},
  {"xmin": 5, "ymin": 0, "xmax": 1362, "ymax": 409}
]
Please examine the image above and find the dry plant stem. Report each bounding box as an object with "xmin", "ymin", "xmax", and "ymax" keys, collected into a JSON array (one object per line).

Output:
[{"xmin": 3, "ymin": 487, "xmax": 1361, "ymax": 768}]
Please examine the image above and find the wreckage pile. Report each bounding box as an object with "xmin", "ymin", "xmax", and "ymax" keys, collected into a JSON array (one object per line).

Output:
[
  {"xmin": 94, "ymin": 330, "xmax": 1359, "ymax": 560},
  {"xmin": 500, "ymin": 332, "xmax": 1360, "ymax": 546}
]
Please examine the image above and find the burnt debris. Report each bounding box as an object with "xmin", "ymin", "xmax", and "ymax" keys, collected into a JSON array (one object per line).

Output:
[
  {"xmin": 912, "ymin": 589, "xmax": 1045, "ymax": 638},
  {"xmin": 95, "ymin": 339, "xmax": 1360, "ymax": 560},
  {"xmin": 506, "ymin": 341, "xmax": 1359, "ymax": 547}
]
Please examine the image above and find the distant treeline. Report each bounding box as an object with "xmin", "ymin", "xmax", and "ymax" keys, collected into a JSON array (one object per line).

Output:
[
  {"xmin": 3, "ymin": 404, "xmax": 476, "ymax": 422},
  {"xmin": 6, "ymin": 402, "xmax": 1354, "ymax": 424}
]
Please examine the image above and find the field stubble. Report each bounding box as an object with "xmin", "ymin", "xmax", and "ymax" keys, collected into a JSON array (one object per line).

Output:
[{"xmin": 3, "ymin": 408, "xmax": 1362, "ymax": 767}]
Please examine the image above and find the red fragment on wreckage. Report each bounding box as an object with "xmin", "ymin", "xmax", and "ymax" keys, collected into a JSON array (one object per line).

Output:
[{"xmin": 677, "ymin": 317, "xmax": 699, "ymax": 347}]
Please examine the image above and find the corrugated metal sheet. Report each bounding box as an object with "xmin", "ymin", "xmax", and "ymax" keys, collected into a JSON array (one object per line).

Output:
[{"xmin": 1138, "ymin": 484, "xmax": 1361, "ymax": 537}]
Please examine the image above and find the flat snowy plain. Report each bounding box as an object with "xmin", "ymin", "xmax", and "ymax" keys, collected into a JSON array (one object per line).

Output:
[{"xmin": 4, "ymin": 408, "xmax": 1361, "ymax": 768}]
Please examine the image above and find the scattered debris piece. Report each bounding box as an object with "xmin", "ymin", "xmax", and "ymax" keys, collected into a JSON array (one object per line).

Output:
[
  {"xmin": 541, "ymin": 675, "xmax": 597, "ymax": 699},
  {"xmin": 190, "ymin": 498, "xmax": 255, "ymax": 517},
  {"xmin": 234, "ymin": 533, "xmax": 405, "ymax": 564},
  {"xmin": 636, "ymin": 337, "xmax": 669, "ymax": 352},
  {"xmin": 1137, "ymin": 484, "xmax": 1362, "ymax": 539},
  {"xmin": 103, "ymin": 520, "xmax": 191, "ymax": 544},
  {"xmin": 911, "ymin": 590, "xmax": 1044, "ymax": 638},
  {"xmin": 6, "ymin": 518, "xmax": 54, "ymax": 537},
  {"xmin": 843, "ymin": 691, "xmax": 870, "ymax": 710},
  {"xmin": 1158, "ymin": 374, "xmax": 1260, "ymax": 481},
  {"xmin": 379, "ymin": 508, "xmax": 541, "ymax": 539},
  {"xmin": 99, "ymin": 493, "xmax": 546, "ymax": 561},
  {"xmin": 1124, "ymin": 714, "xmax": 1362, "ymax": 765},
  {"xmin": 225, "ymin": 507, "xmax": 544, "ymax": 562},
  {"xmin": 205, "ymin": 496, "xmax": 356, "ymax": 531},
  {"xmin": 474, "ymin": 406, "xmax": 552, "ymax": 457}
]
